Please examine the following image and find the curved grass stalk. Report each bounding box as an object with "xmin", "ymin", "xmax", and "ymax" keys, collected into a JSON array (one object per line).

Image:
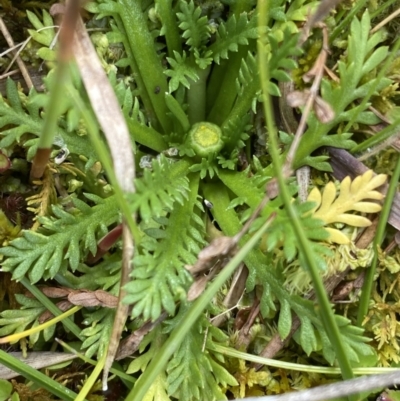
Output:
[
  {"xmin": 351, "ymin": 115, "xmax": 400, "ymax": 154},
  {"xmin": 125, "ymin": 215, "xmax": 275, "ymax": 401},
  {"xmin": 357, "ymin": 153, "xmax": 400, "ymax": 325},
  {"xmin": 329, "ymin": 0, "xmax": 369, "ymax": 43},
  {"xmin": 0, "ymin": 306, "xmax": 81, "ymax": 344},
  {"xmin": 55, "ymin": 338, "xmax": 136, "ymax": 387},
  {"xmin": 75, "ymin": 350, "xmax": 107, "ymax": 401},
  {"xmin": 257, "ymin": 0, "xmax": 355, "ymax": 387},
  {"xmin": 212, "ymin": 344, "xmax": 400, "ymax": 375}
]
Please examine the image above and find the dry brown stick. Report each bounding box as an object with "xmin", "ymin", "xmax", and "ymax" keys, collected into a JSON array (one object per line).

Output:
[
  {"xmin": 0, "ymin": 17, "xmax": 34, "ymax": 90},
  {"xmin": 211, "ymin": 263, "xmax": 248, "ymax": 328},
  {"xmin": 0, "ymin": 352, "xmax": 77, "ymax": 380},
  {"xmin": 68, "ymin": 6, "xmax": 136, "ymax": 390},
  {"xmin": 241, "ymin": 370, "xmax": 400, "ymax": 401}
]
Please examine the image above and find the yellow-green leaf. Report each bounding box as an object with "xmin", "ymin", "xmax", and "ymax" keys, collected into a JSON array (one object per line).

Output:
[{"xmin": 308, "ymin": 170, "xmax": 386, "ymax": 243}]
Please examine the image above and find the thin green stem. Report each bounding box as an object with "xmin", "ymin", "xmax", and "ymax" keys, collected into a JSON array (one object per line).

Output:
[
  {"xmin": 126, "ymin": 216, "xmax": 275, "ymax": 401},
  {"xmin": 56, "ymin": 338, "xmax": 136, "ymax": 386},
  {"xmin": 0, "ymin": 350, "xmax": 80, "ymax": 401},
  {"xmin": 37, "ymin": 65, "xmax": 68, "ymax": 149},
  {"xmin": 0, "ymin": 307, "xmax": 81, "ymax": 344},
  {"xmin": 75, "ymin": 349, "xmax": 107, "ymax": 401},
  {"xmin": 257, "ymin": 0, "xmax": 355, "ymax": 388},
  {"xmin": 20, "ymin": 278, "xmax": 83, "ymax": 340},
  {"xmin": 370, "ymin": 0, "xmax": 399, "ymax": 19},
  {"xmin": 30, "ymin": 61, "xmax": 70, "ymax": 180},
  {"xmin": 351, "ymin": 117, "xmax": 400, "ymax": 154},
  {"xmin": 213, "ymin": 344, "xmax": 400, "ymax": 375},
  {"xmin": 330, "ymin": 0, "xmax": 369, "ymax": 43},
  {"xmin": 357, "ymin": 154, "xmax": 400, "ymax": 325}
]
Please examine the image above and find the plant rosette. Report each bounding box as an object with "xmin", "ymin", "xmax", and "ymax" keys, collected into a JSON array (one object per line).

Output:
[{"xmin": 186, "ymin": 122, "xmax": 224, "ymax": 158}]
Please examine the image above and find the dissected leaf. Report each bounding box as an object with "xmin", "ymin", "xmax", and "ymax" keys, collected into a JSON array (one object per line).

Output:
[
  {"xmin": 2, "ymin": 195, "xmax": 119, "ymax": 282},
  {"xmin": 308, "ymin": 170, "xmax": 386, "ymax": 243}
]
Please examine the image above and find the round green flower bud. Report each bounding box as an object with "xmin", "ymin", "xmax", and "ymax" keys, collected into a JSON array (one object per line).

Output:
[{"xmin": 188, "ymin": 122, "xmax": 224, "ymax": 157}]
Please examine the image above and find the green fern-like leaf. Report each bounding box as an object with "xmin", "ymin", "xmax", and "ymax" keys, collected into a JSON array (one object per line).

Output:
[
  {"xmin": 262, "ymin": 201, "xmax": 331, "ymax": 263},
  {"xmin": 177, "ymin": 0, "xmax": 210, "ymax": 50},
  {"xmin": 110, "ymin": 73, "xmax": 167, "ymax": 152},
  {"xmin": 204, "ymin": 182, "xmax": 372, "ymax": 364},
  {"xmin": 209, "ymin": 12, "xmax": 259, "ymax": 63},
  {"xmin": 58, "ymin": 256, "xmax": 121, "ymax": 292},
  {"xmin": 1, "ymin": 194, "xmax": 119, "ymax": 283},
  {"xmin": 220, "ymin": 113, "xmax": 251, "ymax": 153},
  {"xmin": 124, "ymin": 174, "xmax": 205, "ymax": 321},
  {"xmin": 0, "ymin": 79, "xmax": 97, "ymax": 167},
  {"xmin": 308, "ymin": 170, "xmax": 386, "ymax": 244},
  {"xmin": 127, "ymin": 328, "xmax": 170, "ymax": 401},
  {"xmin": 164, "ymin": 51, "xmax": 200, "ymax": 93},
  {"xmin": 165, "ymin": 309, "xmax": 237, "ymax": 401},
  {"xmin": 0, "ymin": 294, "xmax": 53, "ymax": 346},
  {"xmin": 222, "ymin": 31, "xmax": 299, "ymax": 134},
  {"xmin": 127, "ymin": 156, "xmax": 191, "ymax": 222},
  {"xmin": 26, "ymin": 10, "xmax": 56, "ymax": 47},
  {"xmin": 294, "ymin": 11, "xmax": 392, "ymax": 169},
  {"xmin": 80, "ymin": 308, "xmax": 114, "ymax": 358},
  {"xmin": 189, "ymin": 157, "xmax": 219, "ymax": 179}
]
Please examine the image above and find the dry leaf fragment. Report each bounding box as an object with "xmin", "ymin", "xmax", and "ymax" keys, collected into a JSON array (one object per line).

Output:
[
  {"xmin": 314, "ymin": 96, "xmax": 335, "ymax": 123},
  {"xmin": 115, "ymin": 312, "xmax": 167, "ymax": 360},
  {"xmin": 68, "ymin": 290, "xmax": 118, "ymax": 308},
  {"xmin": 94, "ymin": 289, "xmax": 119, "ymax": 308},
  {"xmin": 38, "ymin": 287, "xmax": 71, "ymax": 298},
  {"xmin": 186, "ymin": 236, "xmax": 237, "ymax": 275},
  {"xmin": 187, "ymin": 275, "xmax": 210, "ymax": 301},
  {"xmin": 286, "ymin": 90, "xmax": 335, "ymax": 123}
]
